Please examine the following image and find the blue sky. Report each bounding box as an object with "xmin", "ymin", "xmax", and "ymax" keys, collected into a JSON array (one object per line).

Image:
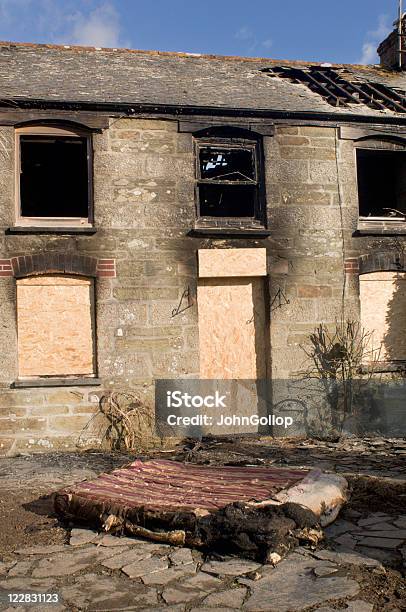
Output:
[{"xmin": 0, "ymin": 0, "xmax": 399, "ymax": 64}]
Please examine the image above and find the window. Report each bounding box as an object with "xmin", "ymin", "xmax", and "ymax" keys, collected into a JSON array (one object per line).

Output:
[
  {"xmin": 360, "ymin": 272, "xmax": 406, "ymax": 365},
  {"xmin": 16, "ymin": 126, "xmax": 92, "ymax": 226},
  {"xmin": 17, "ymin": 275, "xmax": 96, "ymax": 379},
  {"xmin": 356, "ymin": 148, "xmax": 406, "ymax": 223},
  {"xmin": 195, "ymin": 132, "xmax": 264, "ymax": 226}
]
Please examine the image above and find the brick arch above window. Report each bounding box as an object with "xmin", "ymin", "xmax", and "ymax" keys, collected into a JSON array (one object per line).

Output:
[
  {"xmin": 344, "ymin": 252, "xmax": 406, "ymax": 275},
  {"xmin": 0, "ymin": 253, "xmax": 116, "ymax": 278}
]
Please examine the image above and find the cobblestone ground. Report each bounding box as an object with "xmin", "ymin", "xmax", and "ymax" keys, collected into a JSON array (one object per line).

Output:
[{"xmin": 0, "ymin": 439, "xmax": 404, "ymax": 611}]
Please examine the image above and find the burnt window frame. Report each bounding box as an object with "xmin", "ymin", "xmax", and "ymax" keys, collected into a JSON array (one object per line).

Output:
[
  {"xmin": 194, "ymin": 129, "xmax": 266, "ymax": 228},
  {"xmin": 15, "ymin": 125, "xmax": 93, "ymax": 227},
  {"xmin": 355, "ymin": 137, "xmax": 406, "ymax": 230}
]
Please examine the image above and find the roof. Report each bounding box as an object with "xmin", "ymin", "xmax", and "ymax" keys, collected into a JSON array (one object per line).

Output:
[{"xmin": 2, "ymin": 41, "xmax": 406, "ymax": 118}]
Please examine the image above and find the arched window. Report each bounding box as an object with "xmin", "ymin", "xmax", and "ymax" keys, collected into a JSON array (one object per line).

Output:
[
  {"xmin": 194, "ymin": 127, "xmax": 265, "ymax": 227},
  {"xmin": 15, "ymin": 124, "xmax": 92, "ymax": 227}
]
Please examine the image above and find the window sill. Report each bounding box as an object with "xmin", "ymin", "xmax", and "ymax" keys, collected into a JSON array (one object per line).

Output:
[
  {"xmin": 359, "ymin": 362, "xmax": 406, "ymax": 374},
  {"xmin": 355, "ymin": 220, "xmax": 406, "ymax": 236},
  {"xmin": 12, "ymin": 377, "xmax": 101, "ymax": 388},
  {"xmin": 188, "ymin": 228, "xmax": 270, "ymax": 238},
  {"xmin": 6, "ymin": 227, "xmax": 97, "ymax": 235}
]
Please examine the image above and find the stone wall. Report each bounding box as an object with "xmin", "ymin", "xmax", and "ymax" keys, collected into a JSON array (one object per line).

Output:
[
  {"xmin": 0, "ymin": 116, "xmax": 403, "ymax": 453},
  {"xmin": 0, "ymin": 118, "xmax": 201, "ymax": 454},
  {"xmin": 265, "ymin": 126, "xmax": 355, "ymax": 379}
]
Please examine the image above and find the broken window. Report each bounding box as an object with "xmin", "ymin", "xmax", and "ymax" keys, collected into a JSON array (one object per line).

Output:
[
  {"xmin": 360, "ymin": 272, "xmax": 406, "ymax": 364},
  {"xmin": 357, "ymin": 149, "xmax": 406, "ymax": 221},
  {"xmin": 17, "ymin": 275, "xmax": 96, "ymax": 378},
  {"xmin": 195, "ymin": 138, "xmax": 263, "ymax": 223},
  {"xmin": 16, "ymin": 127, "xmax": 91, "ymax": 225}
]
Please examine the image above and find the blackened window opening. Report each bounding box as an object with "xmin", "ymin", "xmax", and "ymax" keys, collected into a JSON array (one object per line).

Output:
[
  {"xmin": 20, "ymin": 136, "xmax": 89, "ymax": 218},
  {"xmin": 199, "ymin": 184, "xmax": 256, "ymax": 217},
  {"xmin": 199, "ymin": 148, "xmax": 255, "ymax": 182},
  {"xmin": 357, "ymin": 149, "xmax": 406, "ymax": 219},
  {"xmin": 197, "ymin": 144, "xmax": 260, "ymax": 219}
]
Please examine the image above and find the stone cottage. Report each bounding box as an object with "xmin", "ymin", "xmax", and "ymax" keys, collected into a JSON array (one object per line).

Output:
[{"xmin": 0, "ymin": 20, "xmax": 406, "ymax": 454}]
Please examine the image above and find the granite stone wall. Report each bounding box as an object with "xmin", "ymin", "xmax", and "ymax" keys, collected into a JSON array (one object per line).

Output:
[{"xmin": 0, "ymin": 117, "xmax": 402, "ymax": 453}]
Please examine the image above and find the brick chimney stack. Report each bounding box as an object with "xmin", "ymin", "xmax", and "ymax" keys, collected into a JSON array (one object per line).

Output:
[{"xmin": 377, "ymin": 13, "xmax": 406, "ymax": 70}]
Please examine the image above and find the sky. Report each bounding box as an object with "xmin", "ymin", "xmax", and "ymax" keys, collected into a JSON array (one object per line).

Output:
[{"xmin": 0, "ymin": 0, "xmax": 400, "ymax": 65}]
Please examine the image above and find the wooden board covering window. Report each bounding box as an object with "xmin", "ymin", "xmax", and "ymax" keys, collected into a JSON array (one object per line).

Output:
[
  {"xmin": 17, "ymin": 275, "xmax": 95, "ymax": 377},
  {"xmin": 360, "ymin": 271, "xmax": 406, "ymax": 362},
  {"xmin": 198, "ymin": 277, "xmax": 266, "ymax": 379}
]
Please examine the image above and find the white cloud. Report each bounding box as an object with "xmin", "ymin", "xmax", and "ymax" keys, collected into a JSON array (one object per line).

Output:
[
  {"xmin": 235, "ymin": 26, "xmax": 254, "ymax": 41},
  {"xmin": 359, "ymin": 14, "xmax": 391, "ymax": 64},
  {"xmin": 235, "ymin": 26, "xmax": 273, "ymax": 55},
  {"xmin": 67, "ymin": 2, "xmax": 122, "ymax": 48},
  {"xmin": 0, "ymin": 1, "xmax": 128, "ymax": 49}
]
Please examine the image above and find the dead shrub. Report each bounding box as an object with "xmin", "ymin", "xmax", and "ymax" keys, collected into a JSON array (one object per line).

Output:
[{"xmin": 81, "ymin": 391, "xmax": 159, "ymax": 451}]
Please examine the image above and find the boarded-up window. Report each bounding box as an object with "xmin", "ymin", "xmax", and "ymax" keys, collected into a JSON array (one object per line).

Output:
[
  {"xmin": 360, "ymin": 272, "xmax": 406, "ymax": 362},
  {"xmin": 17, "ymin": 275, "xmax": 95, "ymax": 377}
]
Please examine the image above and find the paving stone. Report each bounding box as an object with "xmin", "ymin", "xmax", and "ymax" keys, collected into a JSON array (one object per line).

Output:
[
  {"xmin": 354, "ymin": 529, "xmax": 406, "ymax": 539},
  {"xmin": 97, "ymin": 533, "xmax": 143, "ymax": 547},
  {"xmin": 201, "ymin": 558, "xmax": 262, "ymax": 576},
  {"xmin": 69, "ymin": 527, "xmax": 100, "ymax": 546},
  {"xmin": 0, "ymin": 577, "xmax": 57, "ymax": 591},
  {"xmin": 334, "ymin": 533, "xmax": 357, "ymax": 549},
  {"xmin": 312, "ymin": 548, "xmax": 382, "ymax": 568},
  {"xmin": 169, "ymin": 547, "xmax": 194, "ymax": 566},
  {"xmin": 141, "ymin": 565, "xmax": 197, "ymax": 585},
  {"xmin": 202, "ymin": 587, "xmax": 247, "ymax": 607},
  {"xmin": 32, "ymin": 545, "xmax": 112, "ymax": 578},
  {"xmin": 244, "ymin": 556, "xmax": 360, "ymax": 611},
  {"xmin": 191, "ymin": 609, "xmax": 235, "ymax": 612},
  {"xmin": 14, "ymin": 544, "xmax": 68, "ymax": 555},
  {"xmin": 101, "ymin": 547, "xmax": 150, "ymax": 569},
  {"xmin": 0, "ymin": 561, "xmax": 14, "ymax": 574},
  {"xmin": 162, "ymin": 586, "xmax": 205, "ymax": 605},
  {"xmin": 355, "ymin": 546, "xmax": 401, "ymax": 565},
  {"xmin": 324, "ymin": 520, "xmax": 357, "ymax": 538},
  {"xmin": 357, "ymin": 514, "xmax": 390, "ymax": 527},
  {"xmin": 163, "ymin": 574, "xmax": 222, "ymax": 605},
  {"xmin": 122, "ymin": 555, "xmax": 169, "ymax": 578},
  {"xmin": 7, "ymin": 560, "xmax": 35, "ymax": 577},
  {"xmin": 60, "ymin": 573, "xmax": 158, "ymax": 611},
  {"xmin": 356, "ymin": 537, "xmax": 403, "ymax": 549},
  {"xmin": 293, "ymin": 546, "xmax": 314, "ymax": 557},
  {"xmin": 316, "ymin": 602, "xmax": 373, "ymax": 612},
  {"xmin": 2, "ymin": 607, "xmax": 67, "ymax": 612},
  {"xmin": 139, "ymin": 608, "xmax": 185, "ymax": 612},
  {"xmin": 366, "ymin": 521, "xmax": 400, "ymax": 531},
  {"xmin": 313, "ymin": 564, "xmax": 338, "ymax": 577},
  {"xmin": 394, "ymin": 516, "xmax": 406, "ymax": 529},
  {"xmin": 344, "ymin": 509, "xmax": 362, "ymax": 519}
]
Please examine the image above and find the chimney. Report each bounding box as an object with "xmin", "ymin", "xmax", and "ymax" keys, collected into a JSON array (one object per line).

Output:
[{"xmin": 377, "ymin": 13, "xmax": 406, "ymax": 70}]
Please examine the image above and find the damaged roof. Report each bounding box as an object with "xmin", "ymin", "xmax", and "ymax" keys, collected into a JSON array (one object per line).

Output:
[{"xmin": 2, "ymin": 41, "xmax": 406, "ymax": 118}]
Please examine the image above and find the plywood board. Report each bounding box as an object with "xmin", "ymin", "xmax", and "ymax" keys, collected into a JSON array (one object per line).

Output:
[
  {"xmin": 198, "ymin": 248, "xmax": 267, "ymax": 278},
  {"xmin": 198, "ymin": 278, "xmax": 266, "ymax": 379},
  {"xmin": 360, "ymin": 271, "xmax": 406, "ymax": 361},
  {"xmin": 17, "ymin": 275, "xmax": 95, "ymax": 377}
]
